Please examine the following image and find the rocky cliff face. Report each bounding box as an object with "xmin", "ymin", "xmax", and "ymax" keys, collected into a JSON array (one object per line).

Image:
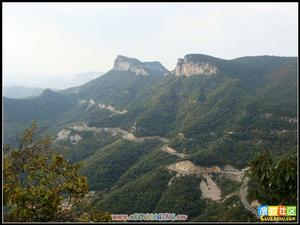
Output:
[
  {"xmin": 113, "ymin": 55, "xmax": 149, "ymax": 76},
  {"xmin": 113, "ymin": 55, "xmax": 169, "ymax": 76},
  {"xmin": 173, "ymin": 55, "xmax": 218, "ymax": 76}
]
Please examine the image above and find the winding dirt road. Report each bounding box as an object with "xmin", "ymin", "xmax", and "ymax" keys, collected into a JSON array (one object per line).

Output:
[{"xmin": 240, "ymin": 176, "xmax": 258, "ymax": 218}]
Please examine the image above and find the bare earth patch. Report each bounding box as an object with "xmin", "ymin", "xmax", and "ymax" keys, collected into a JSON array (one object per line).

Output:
[
  {"xmin": 167, "ymin": 161, "xmax": 246, "ymax": 202},
  {"xmin": 167, "ymin": 160, "xmax": 221, "ymax": 175},
  {"xmin": 98, "ymin": 103, "xmax": 127, "ymax": 115},
  {"xmin": 162, "ymin": 145, "xmax": 186, "ymax": 158},
  {"xmin": 200, "ymin": 174, "xmax": 222, "ymax": 201},
  {"xmin": 70, "ymin": 123, "xmax": 101, "ymax": 133},
  {"xmin": 56, "ymin": 129, "xmax": 71, "ymax": 141}
]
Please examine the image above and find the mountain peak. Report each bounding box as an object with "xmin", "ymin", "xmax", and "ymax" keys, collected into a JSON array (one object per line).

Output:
[
  {"xmin": 40, "ymin": 88, "xmax": 59, "ymax": 97},
  {"xmin": 173, "ymin": 54, "xmax": 219, "ymax": 76},
  {"xmin": 183, "ymin": 54, "xmax": 222, "ymax": 62},
  {"xmin": 112, "ymin": 55, "xmax": 168, "ymax": 76},
  {"xmin": 113, "ymin": 55, "xmax": 149, "ymax": 76},
  {"xmin": 115, "ymin": 55, "xmax": 142, "ymax": 65}
]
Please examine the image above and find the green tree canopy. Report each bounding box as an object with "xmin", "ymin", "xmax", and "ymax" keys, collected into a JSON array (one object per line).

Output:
[
  {"xmin": 247, "ymin": 149, "xmax": 297, "ymax": 205},
  {"xmin": 3, "ymin": 121, "xmax": 111, "ymax": 222}
]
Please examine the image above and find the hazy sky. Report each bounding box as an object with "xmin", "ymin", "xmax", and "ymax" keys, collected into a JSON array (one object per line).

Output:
[{"xmin": 3, "ymin": 2, "xmax": 298, "ymax": 86}]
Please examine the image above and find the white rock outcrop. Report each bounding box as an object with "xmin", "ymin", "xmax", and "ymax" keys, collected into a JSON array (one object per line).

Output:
[
  {"xmin": 173, "ymin": 55, "xmax": 217, "ymax": 76},
  {"xmin": 113, "ymin": 55, "xmax": 149, "ymax": 76}
]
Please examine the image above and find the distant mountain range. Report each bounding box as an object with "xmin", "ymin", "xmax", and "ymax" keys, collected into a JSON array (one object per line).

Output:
[
  {"xmin": 4, "ymin": 71, "xmax": 103, "ymax": 91},
  {"xmin": 3, "ymin": 86, "xmax": 46, "ymax": 99},
  {"xmin": 3, "ymin": 53, "xmax": 297, "ymax": 221}
]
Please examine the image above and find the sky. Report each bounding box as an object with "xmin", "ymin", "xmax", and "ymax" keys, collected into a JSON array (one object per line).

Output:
[{"xmin": 3, "ymin": 2, "xmax": 298, "ymax": 87}]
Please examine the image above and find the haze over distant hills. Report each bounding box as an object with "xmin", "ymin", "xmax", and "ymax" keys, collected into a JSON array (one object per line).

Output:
[
  {"xmin": 4, "ymin": 71, "xmax": 103, "ymax": 90},
  {"xmin": 3, "ymin": 86, "xmax": 45, "ymax": 99}
]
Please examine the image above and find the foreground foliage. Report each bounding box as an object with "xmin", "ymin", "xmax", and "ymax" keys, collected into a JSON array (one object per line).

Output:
[
  {"xmin": 3, "ymin": 122, "xmax": 111, "ymax": 222},
  {"xmin": 247, "ymin": 149, "xmax": 297, "ymax": 205}
]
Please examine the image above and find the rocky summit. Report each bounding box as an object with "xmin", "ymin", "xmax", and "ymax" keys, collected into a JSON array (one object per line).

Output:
[
  {"xmin": 113, "ymin": 55, "xmax": 169, "ymax": 76},
  {"xmin": 173, "ymin": 54, "xmax": 218, "ymax": 76},
  {"xmin": 113, "ymin": 55, "xmax": 149, "ymax": 76}
]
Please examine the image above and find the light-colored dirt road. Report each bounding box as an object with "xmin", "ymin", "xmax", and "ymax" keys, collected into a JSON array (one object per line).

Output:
[{"xmin": 240, "ymin": 176, "xmax": 258, "ymax": 218}]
